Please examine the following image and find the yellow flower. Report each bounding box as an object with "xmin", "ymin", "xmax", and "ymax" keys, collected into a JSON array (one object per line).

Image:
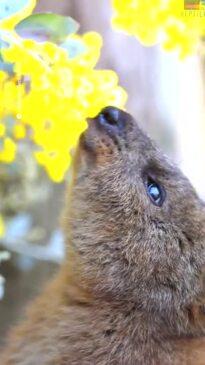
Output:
[
  {"xmin": 35, "ymin": 150, "xmax": 72, "ymax": 183},
  {"xmin": 0, "ymin": 137, "xmax": 16, "ymax": 163},
  {"xmin": 1, "ymin": 31, "xmax": 127, "ymax": 181},
  {"xmin": 112, "ymin": 0, "xmax": 205, "ymax": 57},
  {"xmin": 0, "ymin": 0, "xmax": 127, "ymax": 182},
  {"xmin": 1, "ymin": 80, "xmax": 25, "ymax": 117},
  {"xmin": 13, "ymin": 124, "xmax": 26, "ymax": 139}
]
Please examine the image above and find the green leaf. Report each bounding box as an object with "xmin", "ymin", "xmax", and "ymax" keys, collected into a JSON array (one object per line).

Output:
[
  {"xmin": 60, "ymin": 38, "xmax": 86, "ymax": 59},
  {"xmin": 15, "ymin": 13, "xmax": 79, "ymax": 44},
  {"xmin": 0, "ymin": 0, "xmax": 31, "ymax": 20}
]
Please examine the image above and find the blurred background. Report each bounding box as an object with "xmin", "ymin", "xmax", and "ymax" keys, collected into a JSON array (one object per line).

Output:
[{"xmin": 1, "ymin": 0, "xmax": 205, "ymax": 345}]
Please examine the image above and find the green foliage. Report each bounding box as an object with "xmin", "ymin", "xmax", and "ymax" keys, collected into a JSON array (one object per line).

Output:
[{"xmin": 15, "ymin": 13, "xmax": 79, "ymax": 43}]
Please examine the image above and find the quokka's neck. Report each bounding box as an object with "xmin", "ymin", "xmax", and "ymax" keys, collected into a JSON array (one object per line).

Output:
[
  {"xmin": 57, "ymin": 267, "xmax": 205, "ymax": 364},
  {"xmin": 97, "ymin": 302, "xmax": 205, "ymax": 365},
  {"xmin": 63, "ymin": 256, "xmax": 205, "ymax": 340}
]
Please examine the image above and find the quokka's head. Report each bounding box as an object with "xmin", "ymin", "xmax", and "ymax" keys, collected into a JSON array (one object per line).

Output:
[{"xmin": 64, "ymin": 106, "xmax": 205, "ymax": 313}]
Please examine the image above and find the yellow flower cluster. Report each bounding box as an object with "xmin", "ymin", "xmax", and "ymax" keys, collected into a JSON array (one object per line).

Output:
[
  {"xmin": 112, "ymin": 0, "xmax": 205, "ymax": 58},
  {"xmin": 0, "ymin": 1, "xmax": 127, "ymax": 183},
  {"xmin": 1, "ymin": 33, "xmax": 127, "ymax": 181}
]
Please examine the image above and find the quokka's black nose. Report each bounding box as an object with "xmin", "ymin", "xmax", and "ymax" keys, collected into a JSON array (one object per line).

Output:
[{"xmin": 97, "ymin": 106, "xmax": 126, "ymax": 132}]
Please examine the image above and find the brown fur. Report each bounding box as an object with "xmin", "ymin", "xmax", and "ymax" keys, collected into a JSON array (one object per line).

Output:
[{"xmin": 1, "ymin": 107, "xmax": 205, "ymax": 364}]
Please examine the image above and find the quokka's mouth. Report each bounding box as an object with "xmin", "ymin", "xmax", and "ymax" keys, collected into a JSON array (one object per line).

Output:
[
  {"xmin": 79, "ymin": 106, "xmax": 130, "ymax": 157},
  {"xmin": 79, "ymin": 119, "xmax": 116, "ymax": 157}
]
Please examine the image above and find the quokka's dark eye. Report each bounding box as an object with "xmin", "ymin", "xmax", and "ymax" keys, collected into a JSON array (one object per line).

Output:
[{"xmin": 145, "ymin": 177, "xmax": 165, "ymax": 207}]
